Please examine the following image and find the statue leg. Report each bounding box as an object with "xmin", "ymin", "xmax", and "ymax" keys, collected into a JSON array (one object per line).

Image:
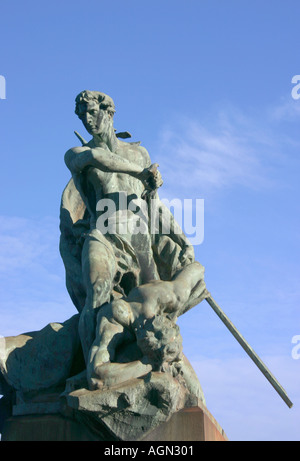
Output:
[
  {"xmin": 87, "ymin": 310, "xmax": 125, "ymax": 389},
  {"xmin": 87, "ymin": 300, "xmax": 151, "ymax": 389},
  {"xmin": 79, "ymin": 230, "xmax": 117, "ymax": 363},
  {"xmin": 87, "ymin": 300, "xmax": 132, "ymax": 388}
]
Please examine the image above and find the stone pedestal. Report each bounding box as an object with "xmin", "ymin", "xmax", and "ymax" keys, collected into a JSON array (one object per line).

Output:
[
  {"xmin": 140, "ymin": 404, "xmax": 227, "ymax": 441},
  {"xmin": 1, "ymin": 414, "xmax": 100, "ymax": 441},
  {"xmin": 1, "ymin": 401, "xmax": 227, "ymax": 441}
]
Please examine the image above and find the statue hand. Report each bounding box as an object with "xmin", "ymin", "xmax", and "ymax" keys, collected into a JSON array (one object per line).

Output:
[
  {"xmin": 180, "ymin": 245, "xmax": 195, "ymax": 265},
  {"xmin": 140, "ymin": 163, "xmax": 163, "ymax": 195}
]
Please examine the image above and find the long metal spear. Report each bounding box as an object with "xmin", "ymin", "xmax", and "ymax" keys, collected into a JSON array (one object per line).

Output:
[{"xmin": 205, "ymin": 294, "xmax": 293, "ymax": 408}]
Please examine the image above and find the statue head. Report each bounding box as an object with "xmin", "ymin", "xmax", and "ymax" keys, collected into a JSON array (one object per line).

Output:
[
  {"xmin": 75, "ymin": 90, "xmax": 116, "ymax": 137},
  {"xmin": 135, "ymin": 315, "xmax": 183, "ymax": 374}
]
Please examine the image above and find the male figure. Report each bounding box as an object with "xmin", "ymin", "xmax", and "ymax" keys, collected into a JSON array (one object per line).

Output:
[
  {"xmin": 87, "ymin": 261, "xmax": 207, "ymax": 390},
  {"xmin": 62, "ymin": 91, "xmax": 194, "ymax": 363}
]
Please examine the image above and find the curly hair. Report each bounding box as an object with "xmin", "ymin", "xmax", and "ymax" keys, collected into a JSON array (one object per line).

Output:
[
  {"xmin": 75, "ymin": 90, "xmax": 116, "ymax": 118},
  {"xmin": 135, "ymin": 315, "xmax": 183, "ymax": 375}
]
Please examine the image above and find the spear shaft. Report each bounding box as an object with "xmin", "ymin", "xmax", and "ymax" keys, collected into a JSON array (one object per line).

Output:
[{"xmin": 205, "ymin": 294, "xmax": 293, "ymax": 408}]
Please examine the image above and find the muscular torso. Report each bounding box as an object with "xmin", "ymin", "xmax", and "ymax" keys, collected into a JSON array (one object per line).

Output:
[{"xmin": 71, "ymin": 140, "xmax": 150, "ymax": 225}]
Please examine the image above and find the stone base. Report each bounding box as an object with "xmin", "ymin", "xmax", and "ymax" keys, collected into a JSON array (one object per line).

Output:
[
  {"xmin": 140, "ymin": 405, "xmax": 227, "ymax": 441},
  {"xmin": 1, "ymin": 402, "xmax": 227, "ymax": 441},
  {"xmin": 1, "ymin": 414, "xmax": 100, "ymax": 441}
]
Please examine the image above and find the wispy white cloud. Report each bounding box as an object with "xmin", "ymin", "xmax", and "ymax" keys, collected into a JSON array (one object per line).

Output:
[
  {"xmin": 269, "ymin": 95, "xmax": 300, "ymax": 122},
  {"xmin": 155, "ymin": 102, "xmax": 299, "ymax": 198}
]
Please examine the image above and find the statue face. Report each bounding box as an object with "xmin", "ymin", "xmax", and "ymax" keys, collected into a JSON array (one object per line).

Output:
[{"xmin": 77, "ymin": 100, "xmax": 110, "ymax": 136}]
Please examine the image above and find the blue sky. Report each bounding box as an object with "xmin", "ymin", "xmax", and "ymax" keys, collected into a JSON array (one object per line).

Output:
[{"xmin": 0, "ymin": 0, "xmax": 300, "ymax": 441}]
